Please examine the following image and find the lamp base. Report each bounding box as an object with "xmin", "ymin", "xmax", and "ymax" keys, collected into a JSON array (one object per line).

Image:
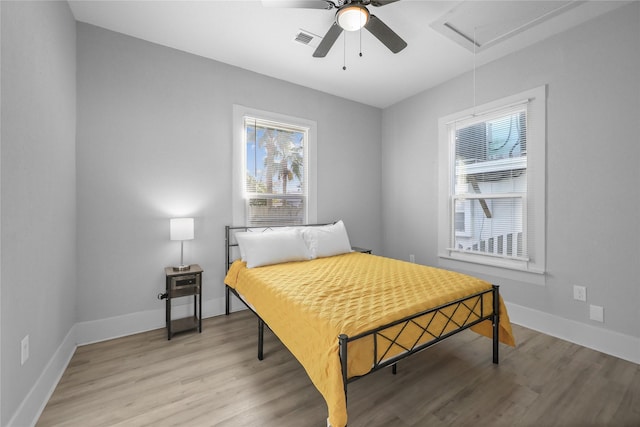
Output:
[{"xmin": 173, "ymin": 264, "xmax": 191, "ymax": 272}]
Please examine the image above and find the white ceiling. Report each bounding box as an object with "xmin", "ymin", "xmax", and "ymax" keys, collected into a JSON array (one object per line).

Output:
[{"xmin": 68, "ymin": 0, "xmax": 627, "ymax": 108}]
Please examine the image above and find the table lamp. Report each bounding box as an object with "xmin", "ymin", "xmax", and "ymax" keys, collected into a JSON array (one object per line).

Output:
[{"xmin": 170, "ymin": 218, "xmax": 194, "ymax": 271}]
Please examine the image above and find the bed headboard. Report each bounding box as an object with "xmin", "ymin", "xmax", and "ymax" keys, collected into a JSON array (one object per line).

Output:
[{"xmin": 225, "ymin": 223, "xmax": 335, "ymax": 272}]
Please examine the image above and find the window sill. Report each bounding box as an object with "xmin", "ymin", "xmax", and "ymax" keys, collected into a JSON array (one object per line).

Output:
[{"xmin": 438, "ymin": 252, "xmax": 546, "ymax": 286}]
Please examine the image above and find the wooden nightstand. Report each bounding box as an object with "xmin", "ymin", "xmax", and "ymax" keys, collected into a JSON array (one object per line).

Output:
[
  {"xmin": 163, "ymin": 264, "xmax": 203, "ymax": 340},
  {"xmin": 352, "ymin": 246, "xmax": 372, "ymax": 254}
]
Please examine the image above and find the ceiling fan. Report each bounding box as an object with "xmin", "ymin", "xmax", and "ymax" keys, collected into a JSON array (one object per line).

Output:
[{"xmin": 264, "ymin": 0, "xmax": 407, "ymax": 58}]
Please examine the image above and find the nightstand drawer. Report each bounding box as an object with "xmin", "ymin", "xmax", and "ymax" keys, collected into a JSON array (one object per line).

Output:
[{"xmin": 170, "ymin": 274, "xmax": 200, "ymax": 291}]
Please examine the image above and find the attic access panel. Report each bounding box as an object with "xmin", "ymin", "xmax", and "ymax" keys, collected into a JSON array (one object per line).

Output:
[{"xmin": 431, "ymin": 0, "xmax": 581, "ymax": 52}]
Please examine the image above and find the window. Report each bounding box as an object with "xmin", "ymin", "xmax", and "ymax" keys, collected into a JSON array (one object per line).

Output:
[
  {"xmin": 438, "ymin": 86, "xmax": 546, "ymax": 275},
  {"xmin": 233, "ymin": 106, "xmax": 317, "ymax": 226}
]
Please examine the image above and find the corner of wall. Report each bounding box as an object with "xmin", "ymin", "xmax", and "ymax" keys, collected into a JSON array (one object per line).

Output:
[{"xmin": 7, "ymin": 327, "xmax": 77, "ymax": 427}]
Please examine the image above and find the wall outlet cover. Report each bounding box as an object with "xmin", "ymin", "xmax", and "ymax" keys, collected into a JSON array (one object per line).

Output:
[
  {"xmin": 590, "ymin": 305, "xmax": 604, "ymax": 322},
  {"xmin": 573, "ymin": 285, "xmax": 586, "ymax": 302}
]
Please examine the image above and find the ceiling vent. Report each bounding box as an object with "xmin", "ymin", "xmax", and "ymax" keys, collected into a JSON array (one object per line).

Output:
[
  {"xmin": 293, "ymin": 29, "xmax": 321, "ymax": 48},
  {"xmin": 431, "ymin": 0, "xmax": 582, "ymax": 52}
]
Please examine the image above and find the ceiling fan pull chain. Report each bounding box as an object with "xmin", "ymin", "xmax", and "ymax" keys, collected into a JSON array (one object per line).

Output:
[
  {"xmin": 343, "ymin": 32, "xmax": 347, "ymax": 70},
  {"xmin": 359, "ymin": 26, "xmax": 363, "ymax": 57}
]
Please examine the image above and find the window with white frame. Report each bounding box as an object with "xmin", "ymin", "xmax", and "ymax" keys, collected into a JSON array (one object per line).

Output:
[
  {"xmin": 438, "ymin": 86, "xmax": 546, "ymax": 274},
  {"xmin": 232, "ymin": 105, "xmax": 317, "ymax": 226}
]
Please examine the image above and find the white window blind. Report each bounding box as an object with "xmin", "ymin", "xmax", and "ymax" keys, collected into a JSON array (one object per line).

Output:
[
  {"xmin": 243, "ymin": 116, "xmax": 308, "ymax": 226},
  {"xmin": 449, "ymin": 103, "xmax": 529, "ymax": 261}
]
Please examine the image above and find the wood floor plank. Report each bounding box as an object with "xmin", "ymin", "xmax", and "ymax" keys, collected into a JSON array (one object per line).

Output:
[{"xmin": 37, "ymin": 310, "xmax": 640, "ymax": 427}]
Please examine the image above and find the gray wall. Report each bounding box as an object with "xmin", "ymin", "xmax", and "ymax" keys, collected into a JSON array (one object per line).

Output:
[
  {"xmin": 0, "ymin": 1, "xmax": 77, "ymax": 425},
  {"xmin": 382, "ymin": 3, "xmax": 639, "ymax": 340},
  {"xmin": 76, "ymin": 23, "xmax": 383, "ymax": 324}
]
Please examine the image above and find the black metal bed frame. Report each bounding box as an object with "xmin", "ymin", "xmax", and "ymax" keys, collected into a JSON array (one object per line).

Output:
[{"xmin": 224, "ymin": 224, "xmax": 500, "ymax": 418}]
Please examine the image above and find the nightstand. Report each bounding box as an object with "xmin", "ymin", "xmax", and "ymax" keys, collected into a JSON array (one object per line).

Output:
[
  {"xmin": 352, "ymin": 246, "xmax": 372, "ymax": 254},
  {"xmin": 164, "ymin": 264, "xmax": 203, "ymax": 340}
]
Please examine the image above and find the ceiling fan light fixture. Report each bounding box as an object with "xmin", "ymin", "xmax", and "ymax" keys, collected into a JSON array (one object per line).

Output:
[{"xmin": 336, "ymin": 4, "xmax": 369, "ymax": 31}]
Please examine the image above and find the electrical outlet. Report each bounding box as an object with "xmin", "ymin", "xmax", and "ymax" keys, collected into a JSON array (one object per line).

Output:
[
  {"xmin": 409, "ymin": 254, "xmax": 415, "ymax": 263},
  {"xmin": 573, "ymin": 285, "xmax": 586, "ymax": 302},
  {"xmin": 590, "ymin": 305, "xmax": 604, "ymax": 322},
  {"xmin": 21, "ymin": 335, "xmax": 29, "ymax": 365}
]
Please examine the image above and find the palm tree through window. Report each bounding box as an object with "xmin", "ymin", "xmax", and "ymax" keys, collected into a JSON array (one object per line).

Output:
[{"xmin": 244, "ymin": 117, "xmax": 307, "ymax": 226}]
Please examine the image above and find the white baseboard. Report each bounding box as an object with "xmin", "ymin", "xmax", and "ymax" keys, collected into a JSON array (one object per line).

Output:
[
  {"xmin": 8, "ymin": 326, "xmax": 77, "ymax": 427},
  {"xmin": 75, "ymin": 307, "xmax": 166, "ymax": 346},
  {"xmin": 506, "ymin": 301, "xmax": 640, "ymax": 365},
  {"xmin": 76, "ymin": 296, "xmax": 228, "ymax": 345}
]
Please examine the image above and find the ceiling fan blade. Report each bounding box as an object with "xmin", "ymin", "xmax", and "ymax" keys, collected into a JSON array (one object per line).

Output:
[
  {"xmin": 364, "ymin": 14, "xmax": 407, "ymax": 53},
  {"xmin": 261, "ymin": 0, "xmax": 334, "ymax": 9},
  {"xmin": 313, "ymin": 22, "xmax": 343, "ymax": 57},
  {"xmin": 369, "ymin": 0, "xmax": 400, "ymax": 7}
]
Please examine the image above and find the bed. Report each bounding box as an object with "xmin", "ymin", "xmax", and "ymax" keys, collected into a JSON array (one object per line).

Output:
[{"xmin": 223, "ymin": 222, "xmax": 515, "ymax": 427}]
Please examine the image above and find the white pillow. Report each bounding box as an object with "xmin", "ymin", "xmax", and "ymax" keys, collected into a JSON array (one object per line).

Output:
[
  {"xmin": 235, "ymin": 229, "xmax": 312, "ymax": 268},
  {"xmin": 235, "ymin": 227, "xmax": 302, "ymax": 261},
  {"xmin": 302, "ymin": 220, "xmax": 352, "ymax": 259}
]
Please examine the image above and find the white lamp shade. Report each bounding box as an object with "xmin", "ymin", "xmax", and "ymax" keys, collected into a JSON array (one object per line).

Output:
[
  {"xmin": 170, "ymin": 218, "xmax": 194, "ymax": 241},
  {"xmin": 337, "ymin": 5, "xmax": 369, "ymax": 31}
]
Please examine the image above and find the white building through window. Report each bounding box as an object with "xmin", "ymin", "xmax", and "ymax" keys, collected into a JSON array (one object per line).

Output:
[
  {"xmin": 438, "ymin": 86, "xmax": 546, "ymax": 275},
  {"xmin": 233, "ymin": 105, "xmax": 317, "ymax": 226}
]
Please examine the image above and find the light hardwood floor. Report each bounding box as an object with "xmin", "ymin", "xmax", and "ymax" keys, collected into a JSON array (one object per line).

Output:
[{"xmin": 37, "ymin": 310, "xmax": 639, "ymax": 427}]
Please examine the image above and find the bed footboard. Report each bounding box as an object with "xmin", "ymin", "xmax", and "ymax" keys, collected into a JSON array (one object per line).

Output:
[
  {"xmin": 338, "ymin": 285, "xmax": 500, "ymax": 400},
  {"xmin": 228, "ymin": 271, "xmax": 501, "ymax": 405}
]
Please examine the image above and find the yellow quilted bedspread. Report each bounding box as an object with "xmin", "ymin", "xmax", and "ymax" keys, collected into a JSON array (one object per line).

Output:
[{"xmin": 224, "ymin": 252, "xmax": 515, "ymax": 427}]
